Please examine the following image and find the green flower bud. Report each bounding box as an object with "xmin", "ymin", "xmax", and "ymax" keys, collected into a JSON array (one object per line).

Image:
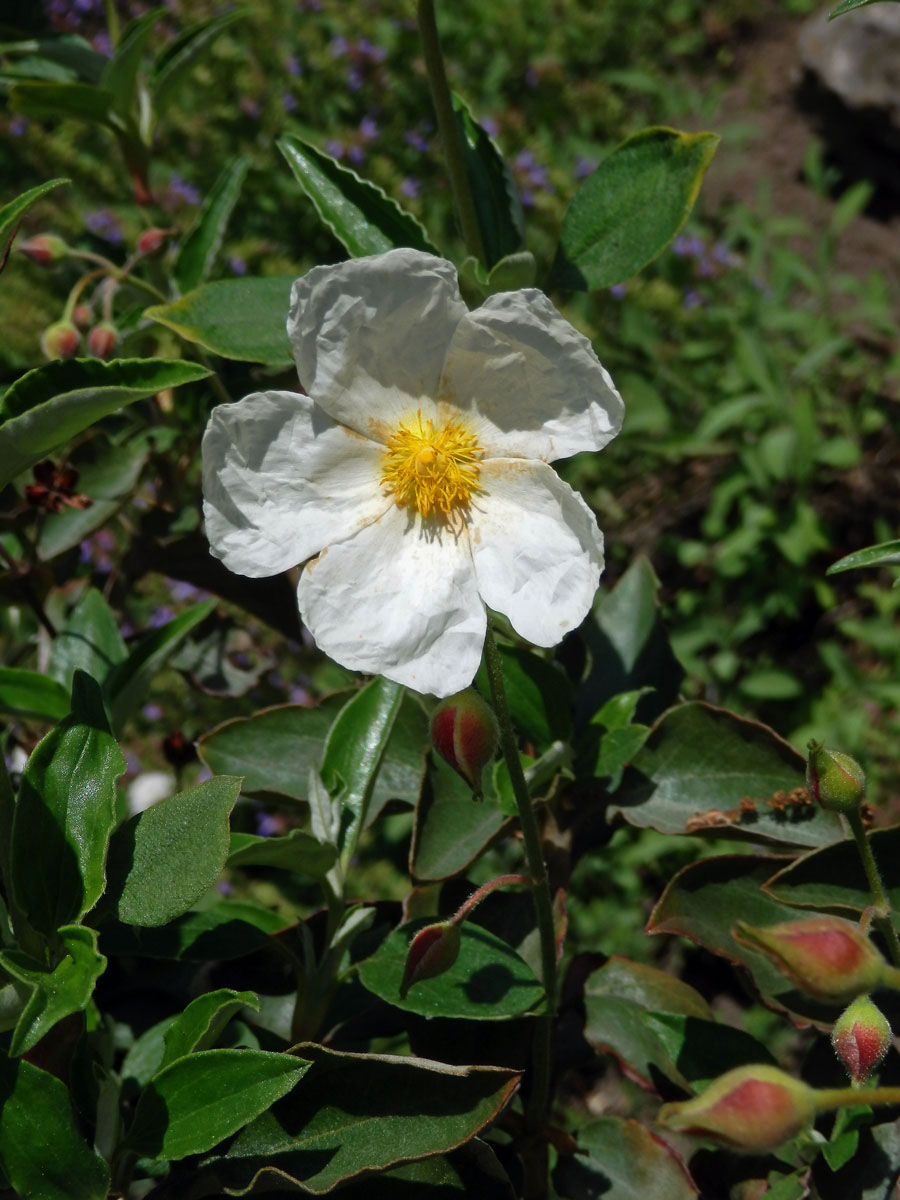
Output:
[
  {"xmin": 658, "ymin": 1064, "xmax": 817, "ymax": 1151},
  {"xmin": 40, "ymin": 320, "xmax": 80, "ymax": 360},
  {"xmin": 19, "ymin": 234, "xmax": 68, "ymax": 264},
  {"xmin": 734, "ymin": 916, "xmax": 892, "ymax": 1004},
  {"xmin": 430, "ymin": 689, "xmax": 499, "ymax": 799},
  {"xmin": 806, "ymin": 740, "xmax": 866, "ymax": 814},
  {"xmin": 832, "ymin": 995, "xmax": 892, "ymax": 1085},
  {"xmin": 400, "ymin": 920, "xmax": 461, "ymax": 999}
]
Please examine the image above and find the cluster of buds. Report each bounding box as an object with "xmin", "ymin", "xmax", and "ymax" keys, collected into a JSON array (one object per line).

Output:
[{"xmin": 429, "ymin": 689, "xmax": 499, "ymax": 800}]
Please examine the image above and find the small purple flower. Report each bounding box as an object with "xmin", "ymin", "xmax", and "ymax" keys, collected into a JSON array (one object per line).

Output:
[
  {"xmin": 609, "ymin": 283, "xmax": 627, "ymax": 300},
  {"xmin": 481, "ymin": 116, "xmax": 499, "ymax": 138},
  {"xmin": 124, "ymin": 752, "xmax": 141, "ymax": 777},
  {"xmin": 347, "ymin": 66, "xmax": 364, "ymax": 92},
  {"xmin": 359, "ymin": 114, "xmax": 378, "ymax": 141},
  {"xmin": 288, "ymin": 684, "xmax": 312, "ymax": 705},
  {"xmin": 400, "ymin": 176, "xmax": 421, "ymax": 199},
  {"xmin": 347, "ymin": 144, "xmax": 366, "ymax": 166},
  {"xmin": 85, "ymin": 207, "xmax": 124, "ymax": 244},
  {"xmin": 9, "ymin": 115, "xmax": 29, "ymax": 137},
  {"xmin": 683, "ymin": 289, "xmax": 703, "ymax": 310},
  {"xmin": 574, "ymin": 156, "xmax": 597, "ymax": 181},
  {"xmin": 282, "ymin": 92, "xmax": 298, "ymax": 113},
  {"xmin": 167, "ymin": 577, "xmax": 208, "ymax": 602},
  {"xmin": 404, "ymin": 128, "xmax": 429, "ymax": 153},
  {"xmin": 324, "ymin": 139, "xmax": 345, "ymax": 160},
  {"xmin": 286, "ymin": 54, "xmax": 302, "ymax": 77},
  {"xmin": 255, "ymin": 811, "xmax": 283, "ymax": 838},
  {"xmin": 672, "ymin": 235, "xmax": 705, "ymax": 259},
  {"xmin": 240, "ymin": 97, "xmax": 261, "ymax": 119},
  {"xmin": 167, "ymin": 174, "xmax": 201, "ymax": 207},
  {"xmin": 92, "ymin": 30, "xmax": 112, "ymax": 56},
  {"xmin": 330, "ymin": 36, "xmax": 349, "ymax": 57},
  {"xmin": 148, "ymin": 605, "xmax": 176, "ymax": 629},
  {"xmin": 142, "ymin": 703, "xmax": 164, "ymax": 721},
  {"xmin": 227, "ymin": 255, "xmax": 247, "ymax": 276},
  {"xmin": 216, "ymin": 879, "xmax": 235, "ymax": 895}
]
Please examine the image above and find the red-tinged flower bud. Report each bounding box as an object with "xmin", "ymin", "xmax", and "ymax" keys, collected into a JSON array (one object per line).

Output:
[
  {"xmin": 430, "ymin": 689, "xmax": 499, "ymax": 799},
  {"xmin": 832, "ymin": 995, "xmax": 893, "ymax": 1084},
  {"xmin": 40, "ymin": 320, "xmax": 80, "ymax": 360},
  {"xmin": 658, "ymin": 1064, "xmax": 817, "ymax": 1151},
  {"xmin": 18, "ymin": 233, "xmax": 68, "ymax": 264},
  {"xmin": 137, "ymin": 227, "xmax": 170, "ymax": 256},
  {"xmin": 806, "ymin": 740, "xmax": 866, "ymax": 814},
  {"xmin": 72, "ymin": 303, "xmax": 93, "ymax": 329},
  {"xmin": 86, "ymin": 322, "xmax": 118, "ymax": 360},
  {"xmin": 399, "ymin": 920, "xmax": 461, "ymax": 999},
  {"xmin": 734, "ymin": 916, "xmax": 897, "ymax": 1004}
]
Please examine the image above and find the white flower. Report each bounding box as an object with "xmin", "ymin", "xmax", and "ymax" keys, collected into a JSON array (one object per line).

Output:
[{"xmin": 202, "ymin": 248, "xmax": 624, "ymax": 697}]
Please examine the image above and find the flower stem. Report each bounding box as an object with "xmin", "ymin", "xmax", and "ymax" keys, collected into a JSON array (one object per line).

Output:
[
  {"xmin": 452, "ymin": 873, "xmax": 532, "ymax": 925},
  {"xmin": 816, "ymin": 1085, "xmax": 900, "ymax": 1111},
  {"xmin": 483, "ymin": 622, "xmax": 556, "ymax": 1141},
  {"xmin": 846, "ymin": 807, "xmax": 900, "ymax": 967},
  {"xmin": 416, "ymin": 0, "xmax": 487, "ymax": 266}
]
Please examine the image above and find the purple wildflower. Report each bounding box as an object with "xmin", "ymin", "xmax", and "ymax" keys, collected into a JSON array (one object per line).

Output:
[
  {"xmin": 400, "ymin": 176, "xmax": 421, "ymax": 199},
  {"xmin": 85, "ymin": 208, "xmax": 124, "ymax": 244},
  {"xmin": 9, "ymin": 115, "xmax": 29, "ymax": 137},
  {"xmin": 324, "ymin": 139, "xmax": 345, "ymax": 160},
  {"xmin": 227, "ymin": 255, "xmax": 247, "ymax": 276},
  {"xmin": 405, "ymin": 128, "xmax": 429, "ymax": 152},
  {"xmin": 282, "ymin": 92, "xmax": 298, "ymax": 113},
  {"xmin": 148, "ymin": 605, "xmax": 176, "ymax": 630},
  {"xmin": 574, "ymin": 156, "xmax": 597, "ymax": 181},
  {"xmin": 359, "ymin": 114, "xmax": 378, "ymax": 141},
  {"xmin": 286, "ymin": 54, "xmax": 302, "ymax": 77},
  {"xmin": 609, "ymin": 283, "xmax": 627, "ymax": 300}
]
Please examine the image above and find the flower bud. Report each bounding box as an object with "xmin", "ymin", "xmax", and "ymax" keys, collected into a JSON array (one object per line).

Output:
[
  {"xmin": 137, "ymin": 227, "xmax": 170, "ymax": 256},
  {"xmin": 832, "ymin": 995, "xmax": 892, "ymax": 1084},
  {"xmin": 734, "ymin": 916, "xmax": 891, "ymax": 1004},
  {"xmin": 86, "ymin": 322, "xmax": 118, "ymax": 360},
  {"xmin": 400, "ymin": 920, "xmax": 461, "ymax": 998},
  {"xmin": 657, "ymin": 1064, "xmax": 817, "ymax": 1151},
  {"xmin": 40, "ymin": 320, "xmax": 80, "ymax": 360},
  {"xmin": 806, "ymin": 740, "xmax": 866, "ymax": 814},
  {"xmin": 18, "ymin": 233, "xmax": 68, "ymax": 264},
  {"xmin": 72, "ymin": 303, "xmax": 93, "ymax": 329},
  {"xmin": 430, "ymin": 689, "xmax": 499, "ymax": 799}
]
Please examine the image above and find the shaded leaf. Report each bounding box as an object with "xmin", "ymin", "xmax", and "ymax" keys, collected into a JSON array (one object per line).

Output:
[
  {"xmin": 8, "ymin": 80, "xmax": 117, "ymax": 129},
  {"xmin": 0, "ymin": 177, "xmax": 68, "ymax": 261},
  {"xmin": 554, "ymin": 1116, "xmax": 697, "ymax": 1200},
  {"xmin": 100, "ymin": 900, "xmax": 290, "ymax": 961},
  {"xmin": 100, "ymin": 7, "xmax": 165, "ymax": 118},
  {"xmin": 827, "ymin": 538, "xmax": 900, "ymax": 578},
  {"xmin": 549, "ymin": 126, "xmax": 719, "ymax": 290},
  {"xmin": 151, "ymin": 9, "xmax": 246, "ymax": 117},
  {"xmin": 765, "ymin": 827, "xmax": 900, "ymax": 919},
  {"xmin": 278, "ymin": 134, "xmax": 437, "ymax": 257},
  {"xmin": 145, "ymin": 277, "xmax": 293, "ymax": 366},
  {"xmin": 452, "ymin": 93, "xmax": 524, "ymax": 268},
  {"xmin": 411, "ymin": 753, "xmax": 509, "ymax": 883},
  {"xmin": 47, "ymin": 587, "xmax": 127, "ymax": 693},
  {"xmin": 0, "ymin": 667, "xmax": 69, "ymax": 722},
  {"xmin": 174, "ymin": 155, "xmax": 251, "ymax": 294},
  {"xmin": 227, "ymin": 830, "xmax": 337, "ymax": 878},
  {"xmin": 160, "ymin": 989, "xmax": 260, "ymax": 1070},
  {"xmin": 475, "ymin": 644, "xmax": 572, "ymax": 748}
]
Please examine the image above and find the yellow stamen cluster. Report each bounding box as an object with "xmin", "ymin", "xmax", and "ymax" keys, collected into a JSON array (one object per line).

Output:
[{"xmin": 381, "ymin": 410, "xmax": 482, "ymax": 519}]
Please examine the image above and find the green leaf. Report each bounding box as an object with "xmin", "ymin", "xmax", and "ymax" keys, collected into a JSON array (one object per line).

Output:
[
  {"xmin": 549, "ymin": 126, "xmax": 719, "ymax": 290},
  {"xmin": 827, "ymin": 538, "xmax": 900, "ymax": 577},
  {"xmin": 278, "ymin": 133, "xmax": 437, "ymax": 257},
  {"xmin": 320, "ymin": 677, "xmax": 404, "ymax": 854},
  {"xmin": 0, "ymin": 925, "xmax": 106, "ymax": 1056},
  {"xmin": 145, "ymin": 277, "xmax": 293, "ymax": 366},
  {"xmin": 11, "ymin": 672, "xmax": 125, "ymax": 935},
  {"xmin": 610, "ymin": 702, "xmax": 844, "ymax": 849},
  {"xmin": 475, "ymin": 645, "xmax": 572, "ymax": 748},
  {"xmin": 100, "ymin": 7, "xmax": 165, "ymax": 118},
  {"xmin": 0, "ymin": 667, "xmax": 69, "ymax": 722},
  {"xmin": 0, "ymin": 177, "xmax": 68, "ymax": 259},
  {"xmin": 160, "ymin": 988, "xmax": 259, "ymax": 1070},
  {"xmin": 452, "ymin": 92, "xmax": 524, "ymax": 269},
  {"xmin": 828, "ymin": 0, "xmax": 889, "ymax": 14},
  {"xmin": 330, "ymin": 1144, "xmax": 515, "ymax": 1198},
  {"xmin": 765, "ymin": 826, "xmax": 900, "ymax": 919},
  {"xmin": 104, "ymin": 775, "xmax": 241, "ymax": 926},
  {"xmin": 104, "ymin": 599, "xmax": 216, "ymax": 733},
  {"xmin": 151, "ymin": 9, "xmax": 247, "ymax": 118},
  {"xmin": 174, "ymin": 155, "xmax": 250, "ymax": 294},
  {"xmin": 125, "ymin": 1048, "xmax": 309, "ymax": 1161},
  {"xmin": 0, "ymin": 36, "xmax": 106, "ymax": 85},
  {"xmin": 358, "ymin": 918, "xmax": 544, "ymax": 1019},
  {"xmin": 0, "ymin": 1053, "xmax": 109, "ymax": 1199},
  {"xmin": 48, "ymin": 588, "xmax": 127, "ymax": 693},
  {"xmin": 8, "ymin": 80, "xmax": 117, "ymax": 129},
  {"xmin": 411, "ymin": 753, "xmax": 509, "ymax": 882},
  {"xmin": 554, "ymin": 1116, "xmax": 698, "ymax": 1200},
  {"xmin": 227, "ymin": 830, "xmax": 337, "ymax": 877},
  {"xmin": 100, "ymin": 899, "xmax": 289, "ymax": 961},
  {"xmin": 0, "ymin": 357, "xmax": 210, "ymax": 490},
  {"xmin": 199, "ymin": 1044, "xmax": 520, "ymax": 1195}
]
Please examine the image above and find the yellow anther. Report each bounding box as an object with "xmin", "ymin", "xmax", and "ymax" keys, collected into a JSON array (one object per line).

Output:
[{"xmin": 381, "ymin": 410, "xmax": 482, "ymax": 519}]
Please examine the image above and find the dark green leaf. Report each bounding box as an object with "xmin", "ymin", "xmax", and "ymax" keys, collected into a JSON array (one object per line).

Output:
[
  {"xmin": 104, "ymin": 599, "xmax": 216, "ymax": 733},
  {"xmin": 554, "ymin": 1116, "xmax": 698, "ymax": 1200},
  {"xmin": 105, "ymin": 775, "xmax": 241, "ymax": 926},
  {"xmin": 475, "ymin": 645, "xmax": 572, "ymax": 747},
  {"xmin": 100, "ymin": 900, "xmax": 290, "ymax": 960},
  {"xmin": 0, "ymin": 357, "xmax": 210, "ymax": 489},
  {"xmin": 174, "ymin": 155, "xmax": 251, "ymax": 294},
  {"xmin": 829, "ymin": 0, "xmax": 888, "ymax": 14},
  {"xmin": 0, "ymin": 177, "xmax": 68, "ymax": 256},
  {"xmin": 8, "ymin": 80, "xmax": 117, "ymax": 128},
  {"xmin": 0, "ymin": 1053, "xmax": 109, "ymax": 1199},
  {"xmin": 227, "ymin": 831, "xmax": 337, "ymax": 877},
  {"xmin": 765, "ymin": 826, "xmax": 900, "ymax": 919},
  {"xmin": 100, "ymin": 7, "xmax": 166, "ymax": 118},
  {"xmin": 549, "ymin": 126, "xmax": 719, "ymax": 290},
  {"xmin": 0, "ymin": 36, "xmax": 106, "ymax": 84},
  {"xmin": 144, "ymin": 277, "xmax": 293, "ymax": 366},
  {"xmin": 611, "ymin": 702, "xmax": 843, "ymax": 849},
  {"xmin": 278, "ymin": 134, "xmax": 437, "ymax": 257},
  {"xmin": 358, "ymin": 918, "xmax": 544, "ymax": 1019},
  {"xmin": 452, "ymin": 93, "xmax": 524, "ymax": 269},
  {"xmin": 0, "ymin": 667, "xmax": 69, "ymax": 722},
  {"xmin": 125, "ymin": 1048, "xmax": 309, "ymax": 1161},
  {"xmin": 11, "ymin": 672, "xmax": 125, "ymax": 934},
  {"xmin": 1, "ymin": 925, "xmax": 106, "ymax": 1056},
  {"xmin": 200, "ymin": 1043, "xmax": 519, "ymax": 1195},
  {"xmin": 827, "ymin": 538, "xmax": 900, "ymax": 576},
  {"xmin": 48, "ymin": 587, "xmax": 127, "ymax": 694},
  {"xmin": 411, "ymin": 754, "xmax": 509, "ymax": 882},
  {"xmin": 151, "ymin": 9, "xmax": 247, "ymax": 117},
  {"xmin": 330, "ymin": 1143, "xmax": 515, "ymax": 1199},
  {"xmin": 160, "ymin": 989, "xmax": 259, "ymax": 1070}
]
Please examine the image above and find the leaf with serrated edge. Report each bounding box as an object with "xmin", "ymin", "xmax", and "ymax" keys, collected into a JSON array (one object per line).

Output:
[
  {"xmin": 0, "ymin": 178, "xmax": 68, "ymax": 253},
  {"xmin": 174, "ymin": 155, "xmax": 250, "ymax": 293}
]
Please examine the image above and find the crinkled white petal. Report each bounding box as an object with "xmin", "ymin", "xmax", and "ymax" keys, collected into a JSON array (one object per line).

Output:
[
  {"xmin": 438, "ymin": 288, "xmax": 624, "ymax": 462},
  {"xmin": 297, "ymin": 506, "xmax": 486, "ymax": 697},
  {"xmin": 468, "ymin": 459, "xmax": 604, "ymax": 645},
  {"xmin": 287, "ymin": 248, "xmax": 468, "ymax": 442},
  {"xmin": 202, "ymin": 390, "xmax": 387, "ymax": 578}
]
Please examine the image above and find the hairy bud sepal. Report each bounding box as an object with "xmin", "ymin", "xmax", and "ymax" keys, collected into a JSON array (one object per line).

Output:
[
  {"xmin": 734, "ymin": 916, "xmax": 890, "ymax": 1004},
  {"xmin": 430, "ymin": 689, "xmax": 499, "ymax": 799},
  {"xmin": 806, "ymin": 740, "xmax": 866, "ymax": 814},
  {"xmin": 400, "ymin": 920, "xmax": 461, "ymax": 999},
  {"xmin": 832, "ymin": 995, "xmax": 892, "ymax": 1085},
  {"xmin": 658, "ymin": 1064, "xmax": 818, "ymax": 1151}
]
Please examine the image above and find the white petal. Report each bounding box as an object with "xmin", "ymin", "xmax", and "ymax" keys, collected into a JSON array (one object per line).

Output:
[
  {"xmin": 438, "ymin": 289, "xmax": 624, "ymax": 461},
  {"xmin": 202, "ymin": 390, "xmax": 387, "ymax": 578},
  {"xmin": 468, "ymin": 459, "xmax": 604, "ymax": 645},
  {"xmin": 297, "ymin": 506, "xmax": 486, "ymax": 697},
  {"xmin": 287, "ymin": 249, "xmax": 468, "ymax": 442}
]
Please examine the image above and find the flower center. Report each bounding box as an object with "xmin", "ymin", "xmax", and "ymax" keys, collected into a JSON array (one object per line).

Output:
[{"xmin": 380, "ymin": 410, "xmax": 482, "ymax": 519}]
